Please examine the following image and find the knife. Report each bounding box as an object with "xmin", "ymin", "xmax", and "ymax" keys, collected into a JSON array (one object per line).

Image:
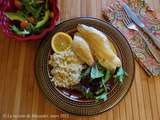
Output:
[{"xmin": 123, "ymin": 3, "xmax": 160, "ymax": 50}]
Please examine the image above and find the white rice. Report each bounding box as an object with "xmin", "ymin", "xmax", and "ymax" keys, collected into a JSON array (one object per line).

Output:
[{"xmin": 49, "ymin": 49, "xmax": 83, "ymax": 88}]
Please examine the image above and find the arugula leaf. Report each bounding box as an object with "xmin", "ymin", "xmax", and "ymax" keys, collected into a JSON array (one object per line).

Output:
[
  {"xmin": 26, "ymin": 23, "xmax": 34, "ymax": 32},
  {"xmin": 29, "ymin": 0, "xmax": 45, "ymax": 7},
  {"xmin": 99, "ymin": 70, "xmax": 111, "ymax": 90},
  {"xmin": 95, "ymin": 92, "xmax": 107, "ymax": 101},
  {"xmin": 45, "ymin": 0, "xmax": 49, "ymax": 9},
  {"xmin": 10, "ymin": 25, "xmax": 30, "ymax": 35},
  {"xmin": 16, "ymin": 11, "xmax": 28, "ymax": 19},
  {"xmin": 22, "ymin": 0, "xmax": 43, "ymax": 19},
  {"xmin": 102, "ymin": 79, "xmax": 107, "ymax": 93},
  {"xmin": 85, "ymin": 88, "xmax": 94, "ymax": 99},
  {"xmin": 91, "ymin": 64, "xmax": 104, "ymax": 79},
  {"xmin": 95, "ymin": 88, "xmax": 105, "ymax": 95},
  {"xmin": 31, "ymin": 0, "xmax": 37, "ymax": 7},
  {"xmin": 103, "ymin": 70, "xmax": 112, "ymax": 83},
  {"xmin": 114, "ymin": 67, "xmax": 126, "ymax": 83},
  {"xmin": 35, "ymin": 6, "xmax": 43, "ymax": 19}
]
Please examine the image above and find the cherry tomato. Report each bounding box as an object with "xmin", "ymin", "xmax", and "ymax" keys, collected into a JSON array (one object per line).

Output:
[
  {"xmin": 50, "ymin": 12, "xmax": 54, "ymax": 18},
  {"xmin": 20, "ymin": 20, "xmax": 29, "ymax": 29},
  {"xmin": 14, "ymin": 0, "xmax": 22, "ymax": 9}
]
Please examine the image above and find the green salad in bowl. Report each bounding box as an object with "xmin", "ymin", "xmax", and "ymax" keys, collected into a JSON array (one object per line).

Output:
[{"xmin": 5, "ymin": 0, "xmax": 54, "ymax": 35}]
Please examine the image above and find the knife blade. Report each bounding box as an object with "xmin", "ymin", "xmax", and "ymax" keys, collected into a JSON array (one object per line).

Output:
[
  {"xmin": 123, "ymin": 3, "xmax": 160, "ymax": 49},
  {"xmin": 123, "ymin": 3, "xmax": 145, "ymax": 28}
]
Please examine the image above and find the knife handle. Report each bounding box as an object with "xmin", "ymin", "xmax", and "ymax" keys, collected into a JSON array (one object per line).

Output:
[
  {"xmin": 143, "ymin": 27, "xmax": 160, "ymax": 50},
  {"xmin": 137, "ymin": 30, "xmax": 160, "ymax": 63}
]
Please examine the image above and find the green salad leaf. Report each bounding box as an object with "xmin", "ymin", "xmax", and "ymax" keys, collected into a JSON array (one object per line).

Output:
[
  {"xmin": 35, "ymin": 10, "xmax": 50, "ymax": 29},
  {"xmin": 95, "ymin": 92, "xmax": 107, "ymax": 101},
  {"xmin": 16, "ymin": 11, "xmax": 28, "ymax": 19},
  {"xmin": 95, "ymin": 88, "xmax": 105, "ymax": 95},
  {"xmin": 5, "ymin": 12, "xmax": 25, "ymax": 21},
  {"xmin": 45, "ymin": 0, "xmax": 49, "ymax": 9},
  {"xmin": 103, "ymin": 70, "xmax": 112, "ymax": 83},
  {"xmin": 91, "ymin": 64, "xmax": 105, "ymax": 79},
  {"xmin": 85, "ymin": 88, "xmax": 94, "ymax": 99},
  {"xmin": 114, "ymin": 67, "xmax": 126, "ymax": 83},
  {"xmin": 22, "ymin": 0, "xmax": 44, "ymax": 19},
  {"xmin": 77, "ymin": 63, "xmax": 127, "ymax": 101},
  {"xmin": 6, "ymin": 0, "xmax": 51, "ymax": 35},
  {"xmin": 10, "ymin": 25, "xmax": 30, "ymax": 35}
]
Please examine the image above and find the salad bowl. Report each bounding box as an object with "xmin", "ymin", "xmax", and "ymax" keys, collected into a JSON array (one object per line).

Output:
[{"xmin": 0, "ymin": 0, "xmax": 59, "ymax": 41}]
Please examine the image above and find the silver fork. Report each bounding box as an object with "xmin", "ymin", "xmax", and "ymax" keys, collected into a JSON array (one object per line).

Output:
[{"xmin": 122, "ymin": 12, "xmax": 160, "ymax": 63}]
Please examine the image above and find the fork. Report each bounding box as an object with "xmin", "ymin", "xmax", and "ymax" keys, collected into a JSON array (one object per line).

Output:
[{"xmin": 122, "ymin": 12, "xmax": 160, "ymax": 63}]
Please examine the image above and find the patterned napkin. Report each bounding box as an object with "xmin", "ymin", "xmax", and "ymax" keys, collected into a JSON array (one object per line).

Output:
[{"xmin": 103, "ymin": 0, "xmax": 160, "ymax": 76}]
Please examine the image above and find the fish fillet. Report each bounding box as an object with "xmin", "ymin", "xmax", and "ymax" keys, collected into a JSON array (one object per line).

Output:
[
  {"xmin": 77, "ymin": 24, "xmax": 122, "ymax": 71},
  {"xmin": 72, "ymin": 33, "xmax": 95, "ymax": 66}
]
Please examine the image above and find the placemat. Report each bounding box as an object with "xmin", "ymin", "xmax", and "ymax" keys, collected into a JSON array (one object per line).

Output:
[{"xmin": 103, "ymin": 0, "xmax": 160, "ymax": 76}]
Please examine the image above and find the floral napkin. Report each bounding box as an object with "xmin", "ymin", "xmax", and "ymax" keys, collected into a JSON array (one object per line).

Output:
[{"xmin": 103, "ymin": 0, "xmax": 160, "ymax": 76}]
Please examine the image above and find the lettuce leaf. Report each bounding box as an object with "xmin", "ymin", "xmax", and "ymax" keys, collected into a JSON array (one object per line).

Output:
[{"xmin": 91, "ymin": 64, "xmax": 105, "ymax": 79}]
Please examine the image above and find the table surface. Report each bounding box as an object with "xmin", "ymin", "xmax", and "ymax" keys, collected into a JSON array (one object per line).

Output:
[{"xmin": 0, "ymin": 0, "xmax": 160, "ymax": 120}]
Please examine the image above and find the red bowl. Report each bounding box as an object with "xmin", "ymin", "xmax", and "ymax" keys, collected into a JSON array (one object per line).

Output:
[{"xmin": 0, "ymin": 0, "xmax": 59, "ymax": 41}]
